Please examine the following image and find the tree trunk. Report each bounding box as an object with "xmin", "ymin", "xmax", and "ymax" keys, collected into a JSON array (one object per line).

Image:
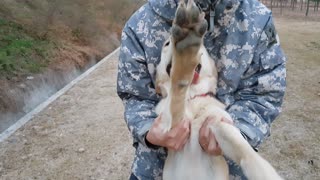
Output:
[
  {"xmin": 306, "ymin": 0, "xmax": 310, "ymax": 16},
  {"xmin": 291, "ymin": 0, "xmax": 295, "ymax": 10}
]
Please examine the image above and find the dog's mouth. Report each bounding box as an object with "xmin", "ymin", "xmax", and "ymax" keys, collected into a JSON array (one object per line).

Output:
[
  {"xmin": 166, "ymin": 62, "xmax": 202, "ymax": 85},
  {"xmin": 156, "ymin": 62, "xmax": 202, "ymax": 96},
  {"xmin": 192, "ymin": 63, "xmax": 202, "ymax": 84},
  {"xmin": 166, "ymin": 61, "xmax": 172, "ymax": 77}
]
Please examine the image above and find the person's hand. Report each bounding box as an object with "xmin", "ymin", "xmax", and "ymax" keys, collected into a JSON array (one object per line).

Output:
[
  {"xmin": 146, "ymin": 115, "xmax": 191, "ymax": 151},
  {"xmin": 199, "ymin": 116, "xmax": 233, "ymax": 156}
]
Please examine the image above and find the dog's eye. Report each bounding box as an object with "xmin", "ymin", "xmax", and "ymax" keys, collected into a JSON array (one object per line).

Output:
[
  {"xmin": 166, "ymin": 62, "xmax": 172, "ymax": 76},
  {"xmin": 164, "ymin": 41, "xmax": 170, "ymax": 46}
]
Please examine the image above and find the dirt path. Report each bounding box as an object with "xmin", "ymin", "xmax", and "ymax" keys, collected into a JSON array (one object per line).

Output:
[
  {"xmin": 0, "ymin": 51, "xmax": 134, "ymax": 180},
  {"xmin": 259, "ymin": 17, "xmax": 320, "ymax": 180},
  {"xmin": 0, "ymin": 17, "xmax": 319, "ymax": 180}
]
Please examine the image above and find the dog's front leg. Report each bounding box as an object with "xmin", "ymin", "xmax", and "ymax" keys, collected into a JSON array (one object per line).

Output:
[
  {"xmin": 211, "ymin": 122, "xmax": 283, "ymax": 180},
  {"xmin": 170, "ymin": 0, "xmax": 207, "ymax": 127}
]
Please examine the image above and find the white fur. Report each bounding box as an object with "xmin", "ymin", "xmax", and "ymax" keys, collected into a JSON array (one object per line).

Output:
[{"xmin": 155, "ymin": 37, "xmax": 283, "ymax": 180}]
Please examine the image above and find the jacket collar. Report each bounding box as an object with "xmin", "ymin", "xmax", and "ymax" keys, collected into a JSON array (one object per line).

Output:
[{"xmin": 148, "ymin": 0, "xmax": 178, "ymax": 22}]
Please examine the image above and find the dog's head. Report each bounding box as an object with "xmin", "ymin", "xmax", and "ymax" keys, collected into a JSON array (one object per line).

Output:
[
  {"xmin": 156, "ymin": 37, "xmax": 218, "ymax": 98},
  {"xmin": 155, "ymin": 38, "xmax": 173, "ymax": 97}
]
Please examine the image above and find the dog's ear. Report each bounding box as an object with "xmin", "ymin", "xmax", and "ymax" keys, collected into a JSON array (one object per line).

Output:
[
  {"xmin": 155, "ymin": 81, "xmax": 162, "ymax": 95},
  {"xmin": 155, "ymin": 81, "xmax": 169, "ymax": 98},
  {"xmin": 156, "ymin": 38, "xmax": 173, "ymax": 97}
]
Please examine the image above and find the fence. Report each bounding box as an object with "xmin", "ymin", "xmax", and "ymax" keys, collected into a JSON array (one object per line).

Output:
[{"xmin": 260, "ymin": 0, "xmax": 320, "ymax": 16}]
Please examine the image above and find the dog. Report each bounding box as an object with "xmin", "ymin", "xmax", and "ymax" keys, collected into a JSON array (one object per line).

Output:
[{"xmin": 155, "ymin": 0, "xmax": 283, "ymax": 179}]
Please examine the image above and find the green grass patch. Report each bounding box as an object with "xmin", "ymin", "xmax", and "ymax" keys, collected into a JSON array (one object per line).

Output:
[
  {"xmin": 310, "ymin": 41, "xmax": 320, "ymax": 49},
  {"xmin": 0, "ymin": 18, "xmax": 53, "ymax": 76}
]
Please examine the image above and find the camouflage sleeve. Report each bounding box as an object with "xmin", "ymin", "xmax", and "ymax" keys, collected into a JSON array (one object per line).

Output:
[
  {"xmin": 227, "ymin": 16, "xmax": 287, "ymax": 148},
  {"xmin": 117, "ymin": 25, "xmax": 158, "ymax": 148}
]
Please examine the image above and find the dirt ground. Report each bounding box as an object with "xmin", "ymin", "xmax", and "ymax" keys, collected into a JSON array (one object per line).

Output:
[
  {"xmin": 0, "ymin": 17, "xmax": 319, "ymax": 180},
  {"xmin": 259, "ymin": 17, "xmax": 320, "ymax": 179}
]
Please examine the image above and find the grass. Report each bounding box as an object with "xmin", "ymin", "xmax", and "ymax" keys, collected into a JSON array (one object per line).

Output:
[
  {"xmin": 0, "ymin": 18, "xmax": 53, "ymax": 77},
  {"xmin": 309, "ymin": 41, "xmax": 320, "ymax": 49},
  {"xmin": 0, "ymin": 0, "xmax": 145, "ymax": 78}
]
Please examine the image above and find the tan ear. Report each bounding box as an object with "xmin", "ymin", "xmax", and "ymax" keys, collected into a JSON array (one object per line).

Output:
[
  {"xmin": 156, "ymin": 81, "xmax": 169, "ymax": 98},
  {"xmin": 155, "ymin": 81, "xmax": 162, "ymax": 95}
]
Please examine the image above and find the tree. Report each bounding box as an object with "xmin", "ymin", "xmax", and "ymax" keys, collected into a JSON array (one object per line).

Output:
[{"xmin": 306, "ymin": 0, "xmax": 311, "ymax": 16}]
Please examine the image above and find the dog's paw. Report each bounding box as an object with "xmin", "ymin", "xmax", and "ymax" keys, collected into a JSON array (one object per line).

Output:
[
  {"xmin": 172, "ymin": 0, "xmax": 207, "ymax": 51},
  {"xmin": 205, "ymin": 113, "xmax": 233, "ymax": 126}
]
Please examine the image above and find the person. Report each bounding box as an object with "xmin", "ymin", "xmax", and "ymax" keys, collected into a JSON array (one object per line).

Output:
[{"xmin": 117, "ymin": 0, "xmax": 286, "ymax": 179}]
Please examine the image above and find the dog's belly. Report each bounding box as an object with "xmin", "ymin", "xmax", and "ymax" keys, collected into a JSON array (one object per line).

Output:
[
  {"xmin": 163, "ymin": 123, "xmax": 228, "ymax": 180},
  {"xmin": 163, "ymin": 101, "xmax": 229, "ymax": 180}
]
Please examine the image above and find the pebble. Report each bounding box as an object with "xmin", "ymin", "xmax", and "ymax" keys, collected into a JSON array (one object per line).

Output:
[
  {"xmin": 21, "ymin": 156, "xmax": 28, "ymax": 160},
  {"xmin": 77, "ymin": 148, "xmax": 85, "ymax": 153},
  {"xmin": 26, "ymin": 76, "xmax": 34, "ymax": 80},
  {"xmin": 23, "ymin": 139, "xmax": 30, "ymax": 145},
  {"xmin": 19, "ymin": 83, "xmax": 26, "ymax": 89},
  {"xmin": 32, "ymin": 125, "xmax": 42, "ymax": 131}
]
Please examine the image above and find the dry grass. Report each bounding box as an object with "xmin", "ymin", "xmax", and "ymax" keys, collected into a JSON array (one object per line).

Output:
[
  {"xmin": 0, "ymin": 0, "xmax": 143, "ymax": 52},
  {"xmin": 0, "ymin": 0, "xmax": 144, "ymax": 131}
]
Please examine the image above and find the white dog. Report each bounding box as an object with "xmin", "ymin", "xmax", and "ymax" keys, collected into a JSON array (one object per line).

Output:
[{"xmin": 155, "ymin": 0, "xmax": 283, "ymax": 179}]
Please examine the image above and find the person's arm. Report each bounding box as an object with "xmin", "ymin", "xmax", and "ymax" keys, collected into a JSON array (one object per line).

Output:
[
  {"xmin": 227, "ymin": 16, "xmax": 286, "ymax": 148},
  {"xmin": 117, "ymin": 25, "xmax": 159, "ymax": 148}
]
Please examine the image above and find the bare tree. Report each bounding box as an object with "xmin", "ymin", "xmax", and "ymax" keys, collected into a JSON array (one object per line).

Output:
[
  {"xmin": 314, "ymin": 0, "xmax": 320, "ymax": 11},
  {"xmin": 291, "ymin": 0, "xmax": 297, "ymax": 10},
  {"xmin": 306, "ymin": 0, "xmax": 311, "ymax": 16}
]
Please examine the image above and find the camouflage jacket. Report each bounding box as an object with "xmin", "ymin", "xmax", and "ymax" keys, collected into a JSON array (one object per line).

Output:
[{"xmin": 117, "ymin": 0, "xmax": 286, "ymax": 179}]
